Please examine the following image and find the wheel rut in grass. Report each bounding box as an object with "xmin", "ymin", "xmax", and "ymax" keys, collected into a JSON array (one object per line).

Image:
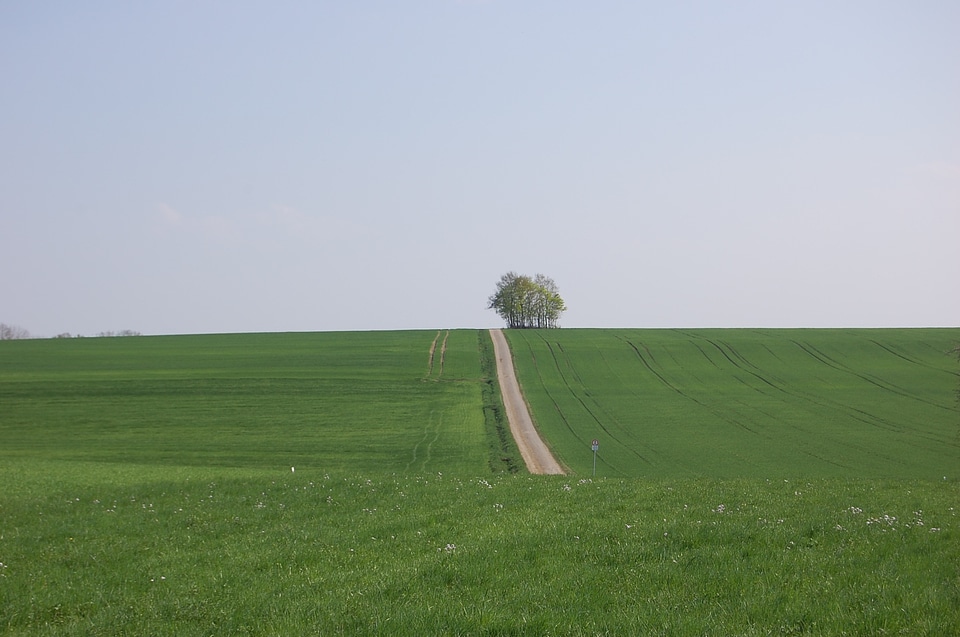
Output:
[
  {"xmin": 535, "ymin": 331, "xmax": 652, "ymax": 468},
  {"xmin": 426, "ymin": 331, "xmax": 440, "ymax": 378},
  {"xmin": 425, "ymin": 330, "xmax": 450, "ymax": 380},
  {"xmin": 489, "ymin": 329, "xmax": 565, "ymax": 475}
]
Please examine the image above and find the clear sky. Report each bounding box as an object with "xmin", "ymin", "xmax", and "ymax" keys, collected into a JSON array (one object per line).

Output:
[{"xmin": 2, "ymin": 1, "xmax": 958, "ymax": 336}]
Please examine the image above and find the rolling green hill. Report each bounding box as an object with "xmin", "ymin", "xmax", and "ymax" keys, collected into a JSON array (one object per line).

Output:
[
  {"xmin": 1, "ymin": 328, "xmax": 958, "ymax": 634},
  {"xmin": 505, "ymin": 328, "xmax": 959, "ymax": 479},
  {"xmin": 0, "ymin": 330, "xmax": 509, "ymax": 474}
]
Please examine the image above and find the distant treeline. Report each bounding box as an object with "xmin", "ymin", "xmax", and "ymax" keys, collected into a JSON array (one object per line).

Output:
[{"xmin": 0, "ymin": 323, "xmax": 142, "ymax": 340}]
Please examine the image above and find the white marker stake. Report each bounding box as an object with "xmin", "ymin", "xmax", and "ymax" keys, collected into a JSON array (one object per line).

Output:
[{"xmin": 591, "ymin": 439, "xmax": 599, "ymax": 476}]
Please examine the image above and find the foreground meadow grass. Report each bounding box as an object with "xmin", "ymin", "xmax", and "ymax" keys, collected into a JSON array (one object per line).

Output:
[
  {"xmin": 2, "ymin": 461, "xmax": 957, "ymax": 635},
  {"xmin": 505, "ymin": 328, "xmax": 959, "ymax": 479}
]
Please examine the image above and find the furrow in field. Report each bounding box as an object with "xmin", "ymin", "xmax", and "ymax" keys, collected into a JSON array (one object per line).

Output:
[
  {"xmin": 704, "ymin": 335, "xmax": 941, "ymax": 448},
  {"xmin": 422, "ymin": 413, "xmax": 442, "ymax": 472},
  {"xmin": 729, "ymin": 397, "xmax": 859, "ymax": 471},
  {"xmin": 494, "ymin": 329, "xmax": 958, "ymax": 477},
  {"xmin": 707, "ymin": 338, "xmax": 784, "ymax": 392},
  {"xmin": 620, "ymin": 337, "xmax": 760, "ymax": 436},
  {"xmin": 688, "ymin": 341, "xmax": 722, "ymax": 370},
  {"xmin": 676, "ymin": 330, "xmax": 787, "ymax": 394},
  {"xmin": 824, "ymin": 340, "xmax": 952, "ymax": 411},
  {"xmin": 406, "ymin": 412, "xmax": 429, "ymax": 471},
  {"xmin": 654, "ymin": 336, "xmax": 845, "ymax": 463},
  {"xmin": 784, "ymin": 340, "xmax": 957, "ymax": 449},
  {"xmin": 406, "ymin": 412, "xmax": 443, "ymax": 472},
  {"xmin": 689, "ymin": 335, "xmax": 884, "ymax": 457},
  {"xmin": 619, "ymin": 338, "xmax": 682, "ymax": 393},
  {"xmin": 686, "ymin": 332, "xmax": 892, "ymax": 432},
  {"xmin": 869, "ymin": 338, "xmax": 948, "ymax": 373},
  {"xmin": 537, "ymin": 333, "xmax": 651, "ymax": 467},
  {"xmin": 512, "ymin": 334, "xmax": 583, "ymax": 450},
  {"xmin": 540, "ymin": 340, "xmax": 600, "ymax": 426},
  {"xmin": 792, "ymin": 340, "xmax": 952, "ymax": 417},
  {"xmin": 632, "ymin": 334, "xmax": 925, "ymax": 471}
]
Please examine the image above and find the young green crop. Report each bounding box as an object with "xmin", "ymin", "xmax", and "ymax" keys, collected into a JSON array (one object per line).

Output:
[
  {"xmin": 505, "ymin": 328, "xmax": 960, "ymax": 479},
  {"xmin": 0, "ymin": 330, "xmax": 503, "ymax": 475}
]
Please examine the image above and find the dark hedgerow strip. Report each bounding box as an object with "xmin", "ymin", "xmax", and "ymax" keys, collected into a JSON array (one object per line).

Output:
[{"xmin": 478, "ymin": 329, "xmax": 521, "ymax": 474}]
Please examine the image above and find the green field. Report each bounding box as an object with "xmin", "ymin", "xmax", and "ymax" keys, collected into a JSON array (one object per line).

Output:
[
  {"xmin": 0, "ymin": 330, "xmax": 512, "ymax": 474},
  {"xmin": 1, "ymin": 328, "xmax": 958, "ymax": 635},
  {"xmin": 2, "ymin": 461, "xmax": 957, "ymax": 635},
  {"xmin": 505, "ymin": 328, "xmax": 959, "ymax": 479}
]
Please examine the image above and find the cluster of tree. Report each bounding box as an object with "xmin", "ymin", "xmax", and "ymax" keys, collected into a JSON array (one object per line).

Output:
[
  {"xmin": 0, "ymin": 324, "xmax": 144, "ymax": 340},
  {"xmin": 55, "ymin": 330, "xmax": 143, "ymax": 338},
  {"xmin": 0, "ymin": 323, "xmax": 30, "ymax": 340},
  {"xmin": 488, "ymin": 272, "xmax": 566, "ymax": 329}
]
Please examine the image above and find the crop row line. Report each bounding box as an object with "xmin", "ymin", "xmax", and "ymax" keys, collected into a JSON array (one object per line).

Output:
[{"xmin": 535, "ymin": 333, "xmax": 651, "ymax": 470}]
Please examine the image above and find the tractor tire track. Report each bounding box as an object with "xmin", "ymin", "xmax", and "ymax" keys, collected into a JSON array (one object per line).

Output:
[
  {"xmin": 619, "ymin": 335, "xmax": 865, "ymax": 473},
  {"xmin": 869, "ymin": 338, "xmax": 955, "ymax": 376},
  {"xmin": 698, "ymin": 337, "xmax": 903, "ymax": 466},
  {"xmin": 802, "ymin": 340, "xmax": 953, "ymax": 411},
  {"xmin": 438, "ymin": 330, "xmax": 449, "ymax": 378},
  {"xmin": 782, "ymin": 341, "xmax": 957, "ymax": 451},
  {"xmin": 698, "ymin": 334, "xmax": 922, "ymax": 441},
  {"xmin": 425, "ymin": 331, "xmax": 441, "ymax": 380},
  {"xmin": 617, "ymin": 336, "xmax": 760, "ymax": 436},
  {"xmin": 537, "ymin": 333, "xmax": 651, "ymax": 467},
  {"xmin": 407, "ymin": 412, "xmax": 442, "ymax": 472},
  {"xmin": 424, "ymin": 330, "xmax": 451, "ymax": 381},
  {"xmin": 664, "ymin": 333, "xmax": 892, "ymax": 468},
  {"xmin": 702, "ymin": 337, "xmax": 953, "ymax": 450}
]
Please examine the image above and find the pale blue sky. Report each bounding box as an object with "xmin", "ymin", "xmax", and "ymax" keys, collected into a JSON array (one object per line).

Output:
[{"xmin": 2, "ymin": 1, "xmax": 958, "ymax": 335}]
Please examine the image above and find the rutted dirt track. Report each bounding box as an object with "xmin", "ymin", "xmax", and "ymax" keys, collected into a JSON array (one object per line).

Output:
[
  {"xmin": 425, "ymin": 330, "xmax": 449, "ymax": 379},
  {"xmin": 489, "ymin": 329, "xmax": 565, "ymax": 475}
]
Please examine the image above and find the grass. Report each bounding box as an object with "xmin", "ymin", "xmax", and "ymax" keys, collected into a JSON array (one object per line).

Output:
[
  {"xmin": 2, "ymin": 462, "xmax": 957, "ymax": 635},
  {"xmin": 1, "ymin": 328, "xmax": 958, "ymax": 634},
  {"xmin": 0, "ymin": 330, "xmax": 501, "ymax": 474},
  {"xmin": 504, "ymin": 328, "xmax": 960, "ymax": 479}
]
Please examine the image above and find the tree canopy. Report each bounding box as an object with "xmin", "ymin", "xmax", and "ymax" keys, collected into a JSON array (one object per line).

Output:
[
  {"xmin": 488, "ymin": 272, "xmax": 566, "ymax": 329},
  {"xmin": 0, "ymin": 323, "xmax": 30, "ymax": 340}
]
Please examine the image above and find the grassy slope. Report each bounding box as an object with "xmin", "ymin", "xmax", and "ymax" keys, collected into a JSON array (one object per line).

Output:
[
  {"xmin": 0, "ymin": 330, "xmax": 493, "ymax": 474},
  {"xmin": 505, "ymin": 328, "xmax": 960, "ymax": 479},
  {"xmin": 1, "ymin": 329, "xmax": 958, "ymax": 635}
]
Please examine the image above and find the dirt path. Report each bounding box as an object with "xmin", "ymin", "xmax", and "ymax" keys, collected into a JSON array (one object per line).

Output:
[
  {"xmin": 426, "ymin": 331, "xmax": 441, "ymax": 378},
  {"xmin": 489, "ymin": 329, "xmax": 565, "ymax": 475},
  {"xmin": 425, "ymin": 330, "xmax": 450, "ymax": 379}
]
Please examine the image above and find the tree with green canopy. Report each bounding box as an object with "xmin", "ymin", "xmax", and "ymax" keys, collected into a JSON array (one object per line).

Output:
[{"xmin": 488, "ymin": 272, "xmax": 566, "ymax": 329}]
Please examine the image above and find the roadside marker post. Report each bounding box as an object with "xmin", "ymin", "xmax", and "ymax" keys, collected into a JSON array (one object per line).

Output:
[{"xmin": 591, "ymin": 439, "xmax": 599, "ymax": 476}]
